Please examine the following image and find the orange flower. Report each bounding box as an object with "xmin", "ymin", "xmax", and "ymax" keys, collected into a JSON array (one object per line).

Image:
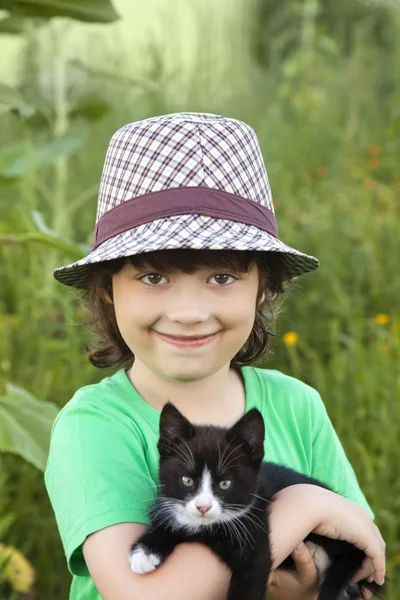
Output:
[
  {"xmin": 368, "ymin": 144, "xmax": 381, "ymax": 156},
  {"xmin": 375, "ymin": 313, "xmax": 390, "ymax": 326},
  {"xmin": 283, "ymin": 332, "xmax": 299, "ymax": 346},
  {"xmin": 368, "ymin": 157, "xmax": 380, "ymax": 170},
  {"xmin": 363, "ymin": 178, "xmax": 376, "ymax": 190},
  {"xmin": 315, "ymin": 165, "xmax": 326, "ymax": 179}
]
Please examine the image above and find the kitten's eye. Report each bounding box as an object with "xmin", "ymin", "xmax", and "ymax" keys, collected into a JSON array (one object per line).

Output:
[
  {"xmin": 181, "ymin": 476, "xmax": 194, "ymax": 487},
  {"xmin": 219, "ymin": 480, "xmax": 232, "ymax": 490}
]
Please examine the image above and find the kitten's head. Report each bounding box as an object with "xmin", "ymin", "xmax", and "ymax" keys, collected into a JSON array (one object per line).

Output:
[{"xmin": 157, "ymin": 402, "xmax": 265, "ymax": 529}]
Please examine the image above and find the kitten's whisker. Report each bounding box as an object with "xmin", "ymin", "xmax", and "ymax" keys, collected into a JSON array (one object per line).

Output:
[
  {"xmin": 162, "ymin": 438, "xmax": 195, "ymax": 471},
  {"xmin": 249, "ymin": 492, "xmax": 272, "ymax": 504},
  {"xmin": 218, "ymin": 452, "xmax": 248, "ymax": 473},
  {"xmin": 234, "ymin": 515, "xmax": 256, "ymax": 550},
  {"xmin": 231, "ymin": 515, "xmax": 254, "ymax": 553},
  {"xmin": 217, "ymin": 437, "xmax": 235, "ymax": 472},
  {"xmin": 173, "ymin": 432, "xmax": 196, "ymax": 470},
  {"xmin": 242, "ymin": 513, "xmax": 268, "ymax": 535},
  {"xmin": 228, "ymin": 503, "xmax": 265, "ymax": 514},
  {"xmin": 225, "ymin": 518, "xmax": 245, "ymax": 555},
  {"xmin": 218, "ymin": 443, "xmax": 245, "ymax": 473}
]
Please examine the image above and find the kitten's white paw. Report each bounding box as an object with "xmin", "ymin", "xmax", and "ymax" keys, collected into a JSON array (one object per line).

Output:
[
  {"xmin": 129, "ymin": 545, "xmax": 162, "ymax": 574},
  {"xmin": 305, "ymin": 541, "xmax": 331, "ymax": 585}
]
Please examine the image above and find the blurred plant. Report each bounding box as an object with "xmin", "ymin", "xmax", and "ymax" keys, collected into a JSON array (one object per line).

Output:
[
  {"xmin": 0, "ymin": 0, "xmax": 399, "ymax": 597},
  {"xmin": 0, "ymin": 542, "xmax": 35, "ymax": 598},
  {"xmin": 0, "ymin": 383, "xmax": 59, "ymax": 471},
  {"xmin": 0, "ymin": 0, "xmax": 119, "ymax": 293}
]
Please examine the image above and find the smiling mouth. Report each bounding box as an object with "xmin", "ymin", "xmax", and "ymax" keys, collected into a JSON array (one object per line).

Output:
[
  {"xmin": 153, "ymin": 331, "xmax": 219, "ymax": 348},
  {"xmin": 158, "ymin": 333, "xmax": 218, "ymax": 340}
]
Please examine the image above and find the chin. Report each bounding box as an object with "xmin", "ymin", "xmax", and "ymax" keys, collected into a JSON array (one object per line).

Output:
[{"xmin": 160, "ymin": 363, "xmax": 216, "ymax": 382}]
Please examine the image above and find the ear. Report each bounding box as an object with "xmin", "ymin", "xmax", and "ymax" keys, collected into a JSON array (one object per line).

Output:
[
  {"xmin": 258, "ymin": 291, "xmax": 266, "ymax": 305},
  {"xmin": 103, "ymin": 288, "xmax": 113, "ymax": 304},
  {"xmin": 226, "ymin": 409, "xmax": 265, "ymax": 463},
  {"xmin": 158, "ymin": 402, "xmax": 195, "ymax": 458}
]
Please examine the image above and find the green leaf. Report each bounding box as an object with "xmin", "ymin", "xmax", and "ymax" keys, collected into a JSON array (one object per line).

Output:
[
  {"xmin": 0, "ymin": 514, "xmax": 16, "ymax": 539},
  {"xmin": 0, "ymin": 384, "xmax": 59, "ymax": 472},
  {"xmin": 31, "ymin": 209, "xmax": 57, "ymax": 237},
  {"xmin": 0, "ymin": 231, "xmax": 90, "ymax": 260},
  {"xmin": 0, "ymin": 83, "xmax": 35, "ymax": 118},
  {"xmin": 69, "ymin": 95, "xmax": 110, "ymax": 121},
  {"xmin": 0, "ymin": 135, "xmax": 85, "ymax": 179},
  {"xmin": 0, "ymin": 0, "xmax": 120, "ymax": 23},
  {"xmin": 0, "ymin": 14, "xmax": 26, "ymax": 34},
  {"xmin": 30, "ymin": 209, "xmax": 90, "ymax": 258}
]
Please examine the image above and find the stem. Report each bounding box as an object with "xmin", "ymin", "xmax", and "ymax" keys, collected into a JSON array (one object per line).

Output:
[
  {"xmin": 51, "ymin": 21, "xmax": 69, "ymax": 239},
  {"xmin": 42, "ymin": 20, "xmax": 71, "ymax": 292},
  {"xmin": 301, "ymin": 0, "xmax": 318, "ymax": 64}
]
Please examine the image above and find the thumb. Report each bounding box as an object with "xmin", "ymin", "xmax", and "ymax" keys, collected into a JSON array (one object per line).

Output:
[{"xmin": 291, "ymin": 542, "xmax": 319, "ymax": 585}]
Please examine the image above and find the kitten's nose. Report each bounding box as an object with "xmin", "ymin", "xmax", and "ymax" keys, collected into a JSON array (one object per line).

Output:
[{"xmin": 196, "ymin": 504, "xmax": 212, "ymax": 515}]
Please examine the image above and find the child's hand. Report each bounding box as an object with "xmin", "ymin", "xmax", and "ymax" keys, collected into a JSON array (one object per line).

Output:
[
  {"xmin": 267, "ymin": 543, "xmax": 374, "ymax": 600},
  {"xmin": 267, "ymin": 543, "xmax": 319, "ymax": 600},
  {"xmin": 310, "ymin": 487, "xmax": 386, "ymax": 586}
]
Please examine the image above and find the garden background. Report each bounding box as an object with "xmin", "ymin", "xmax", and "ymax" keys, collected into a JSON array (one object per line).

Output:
[{"xmin": 0, "ymin": 0, "xmax": 399, "ymax": 597}]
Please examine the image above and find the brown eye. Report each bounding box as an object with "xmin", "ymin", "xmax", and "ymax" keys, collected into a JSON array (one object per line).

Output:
[
  {"xmin": 141, "ymin": 273, "xmax": 167, "ymax": 285},
  {"xmin": 182, "ymin": 476, "xmax": 194, "ymax": 487},
  {"xmin": 219, "ymin": 480, "xmax": 232, "ymax": 490},
  {"xmin": 210, "ymin": 274, "xmax": 236, "ymax": 285}
]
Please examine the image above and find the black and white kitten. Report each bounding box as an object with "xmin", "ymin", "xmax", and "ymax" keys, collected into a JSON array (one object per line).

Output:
[{"xmin": 129, "ymin": 403, "xmax": 387, "ymax": 600}]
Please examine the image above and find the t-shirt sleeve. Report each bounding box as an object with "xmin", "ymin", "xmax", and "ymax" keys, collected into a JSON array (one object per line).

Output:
[
  {"xmin": 309, "ymin": 392, "xmax": 375, "ymax": 520},
  {"xmin": 44, "ymin": 399, "xmax": 157, "ymax": 576}
]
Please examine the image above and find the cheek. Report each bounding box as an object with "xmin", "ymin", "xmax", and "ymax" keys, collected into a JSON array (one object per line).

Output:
[
  {"xmin": 226, "ymin": 295, "xmax": 257, "ymax": 330},
  {"xmin": 113, "ymin": 291, "xmax": 153, "ymax": 334}
]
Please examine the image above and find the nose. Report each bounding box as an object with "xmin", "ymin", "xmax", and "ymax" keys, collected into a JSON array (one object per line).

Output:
[
  {"xmin": 165, "ymin": 280, "xmax": 211, "ymax": 323},
  {"xmin": 196, "ymin": 504, "xmax": 212, "ymax": 515}
]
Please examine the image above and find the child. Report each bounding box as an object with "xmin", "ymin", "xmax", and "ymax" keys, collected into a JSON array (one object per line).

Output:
[{"xmin": 44, "ymin": 113, "xmax": 386, "ymax": 600}]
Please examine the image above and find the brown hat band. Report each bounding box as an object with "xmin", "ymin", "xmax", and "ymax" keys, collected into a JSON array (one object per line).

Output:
[{"xmin": 91, "ymin": 186, "xmax": 278, "ymax": 251}]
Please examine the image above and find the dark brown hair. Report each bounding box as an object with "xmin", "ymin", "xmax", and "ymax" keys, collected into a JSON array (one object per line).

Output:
[{"xmin": 79, "ymin": 249, "xmax": 291, "ymax": 370}]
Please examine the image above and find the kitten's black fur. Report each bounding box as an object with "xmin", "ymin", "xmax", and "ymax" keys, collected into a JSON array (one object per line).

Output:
[{"xmin": 130, "ymin": 403, "xmax": 387, "ymax": 600}]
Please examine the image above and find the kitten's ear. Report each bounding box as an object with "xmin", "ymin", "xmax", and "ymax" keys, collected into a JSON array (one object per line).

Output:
[
  {"xmin": 158, "ymin": 402, "xmax": 195, "ymax": 458},
  {"xmin": 226, "ymin": 409, "xmax": 265, "ymax": 462}
]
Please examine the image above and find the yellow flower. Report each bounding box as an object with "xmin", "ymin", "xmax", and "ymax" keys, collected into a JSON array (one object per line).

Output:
[
  {"xmin": 0, "ymin": 543, "xmax": 35, "ymax": 593},
  {"xmin": 375, "ymin": 313, "xmax": 390, "ymax": 326},
  {"xmin": 283, "ymin": 332, "xmax": 299, "ymax": 346}
]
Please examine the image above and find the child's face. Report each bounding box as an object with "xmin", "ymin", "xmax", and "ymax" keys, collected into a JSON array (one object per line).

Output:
[{"xmin": 112, "ymin": 260, "xmax": 264, "ymax": 382}]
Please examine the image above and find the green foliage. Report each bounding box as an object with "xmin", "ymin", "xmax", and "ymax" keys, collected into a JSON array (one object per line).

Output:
[
  {"xmin": 0, "ymin": 0, "xmax": 399, "ymax": 598},
  {"xmin": 0, "ymin": 384, "xmax": 59, "ymax": 471},
  {"xmin": 0, "ymin": 135, "xmax": 85, "ymax": 180},
  {"xmin": 0, "ymin": 0, "xmax": 119, "ymax": 24}
]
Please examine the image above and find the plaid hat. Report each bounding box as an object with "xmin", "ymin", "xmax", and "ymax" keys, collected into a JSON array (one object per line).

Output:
[{"xmin": 54, "ymin": 112, "xmax": 318, "ymax": 288}]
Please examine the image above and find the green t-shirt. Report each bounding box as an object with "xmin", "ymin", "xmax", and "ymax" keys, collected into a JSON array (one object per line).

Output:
[{"xmin": 44, "ymin": 366, "xmax": 374, "ymax": 600}]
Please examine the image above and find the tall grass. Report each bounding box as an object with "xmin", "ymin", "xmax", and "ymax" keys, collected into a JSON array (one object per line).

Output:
[{"xmin": 0, "ymin": 3, "xmax": 399, "ymax": 597}]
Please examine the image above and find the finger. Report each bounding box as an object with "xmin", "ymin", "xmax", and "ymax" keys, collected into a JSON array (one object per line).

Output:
[
  {"xmin": 354, "ymin": 530, "xmax": 386, "ymax": 586},
  {"xmin": 350, "ymin": 555, "xmax": 385, "ymax": 587},
  {"xmin": 350, "ymin": 556, "xmax": 374, "ymax": 584},
  {"xmin": 291, "ymin": 543, "xmax": 319, "ymax": 586}
]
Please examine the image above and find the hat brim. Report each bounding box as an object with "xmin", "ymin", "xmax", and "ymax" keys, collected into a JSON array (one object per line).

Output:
[{"xmin": 53, "ymin": 215, "xmax": 318, "ymax": 289}]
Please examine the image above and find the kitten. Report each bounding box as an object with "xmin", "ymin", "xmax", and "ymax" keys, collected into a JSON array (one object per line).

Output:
[{"xmin": 129, "ymin": 402, "xmax": 387, "ymax": 600}]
